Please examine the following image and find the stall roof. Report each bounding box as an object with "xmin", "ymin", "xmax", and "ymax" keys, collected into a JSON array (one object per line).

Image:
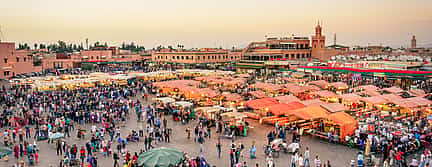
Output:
[
  {"xmin": 407, "ymin": 97, "xmax": 432, "ymax": 107},
  {"xmin": 223, "ymin": 93, "xmax": 242, "ymax": 102},
  {"xmin": 320, "ymin": 103, "xmax": 348, "ymax": 113},
  {"xmin": 301, "ymin": 99, "xmax": 325, "ymax": 107},
  {"xmin": 313, "ymin": 90, "xmax": 337, "ymax": 98},
  {"xmin": 354, "ymin": 85, "xmax": 379, "ymax": 91},
  {"xmin": 408, "ymin": 89, "xmax": 426, "ymax": 97},
  {"xmin": 361, "ymin": 96, "xmax": 388, "ymax": 104},
  {"xmin": 355, "ymin": 89, "xmax": 381, "ymax": 97},
  {"xmin": 307, "ymin": 80, "xmax": 330, "ymax": 89},
  {"xmin": 173, "ymin": 101, "xmax": 193, "ymax": 107},
  {"xmin": 382, "ymin": 86, "xmax": 404, "ymax": 94},
  {"xmin": 326, "ymin": 112, "xmax": 357, "ymax": 126},
  {"xmin": 195, "ymin": 107, "xmax": 220, "ymax": 113},
  {"xmin": 290, "ymin": 106, "xmax": 329, "ymax": 120},
  {"xmin": 273, "ymin": 95, "xmax": 300, "ymax": 104},
  {"xmin": 155, "ymin": 97, "xmax": 175, "ymax": 103},
  {"xmin": 380, "ymin": 94, "xmax": 404, "ymax": 104},
  {"xmin": 338, "ymin": 93, "xmax": 362, "ymax": 102},
  {"xmin": 329, "ymin": 82, "xmax": 349, "ymax": 89},
  {"xmin": 250, "ymin": 82, "xmax": 283, "ymax": 91},
  {"xmin": 268, "ymin": 102, "xmax": 306, "ymax": 116},
  {"xmin": 245, "ymin": 98, "xmax": 279, "ymax": 110},
  {"xmin": 247, "ymin": 90, "xmax": 268, "ymax": 99}
]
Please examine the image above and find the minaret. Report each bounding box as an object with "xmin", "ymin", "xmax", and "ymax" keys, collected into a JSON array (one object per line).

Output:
[
  {"xmin": 334, "ymin": 33, "xmax": 337, "ymax": 46},
  {"xmin": 311, "ymin": 20, "xmax": 326, "ymax": 60},
  {"xmin": 411, "ymin": 35, "xmax": 416, "ymax": 48}
]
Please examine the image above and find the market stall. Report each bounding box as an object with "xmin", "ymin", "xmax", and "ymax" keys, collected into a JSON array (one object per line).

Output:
[
  {"xmin": 324, "ymin": 112, "xmax": 358, "ymax": 143},
  {"xmin": 220, "ymin": 112, "xmax": 249, "ymax": 137},
  {"xmin": 329, "ymin": 82, "xmax": 349, "ymax": 94}
]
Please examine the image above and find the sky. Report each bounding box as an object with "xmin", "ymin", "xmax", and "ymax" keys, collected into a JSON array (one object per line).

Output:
[{"xmin": 1, "ymin": 0, "xmax": 431, "ymax": 49}]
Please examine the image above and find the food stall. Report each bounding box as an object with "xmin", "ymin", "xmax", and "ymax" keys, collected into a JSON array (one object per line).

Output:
[
  {"xmin": 324, "ymin": 112, "xmax": 358, "ymax": 143},
  {"xmin": 172, "ymin": 101, "xmax": 194, "ymax": 122},
  {"xmin": 153, "ymin": 97, "xmax": 176, "ymax": 113},
  {"xmin": 329, "ymin": 82, "xmax": 349, "ymax": 94},
  {"xmin": 338, "ymin": 93, "xmax": 363, "ymax": 109},
  {"xmin": 220, "ymin": 112, "xmax": 249, "ymax": 137},
  {"xmin": 311, "ymin": 90, "xmax": 338, "ymax": 102},
  {"xmin": 243, "ymin": 98, "xmax": 279, "ymax": 119},
  {"xmin": 195, "ymin": 106, "xmax": 231, "ymax": 126}
]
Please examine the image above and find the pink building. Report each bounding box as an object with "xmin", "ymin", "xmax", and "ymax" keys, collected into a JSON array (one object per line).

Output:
[
  {"xmin": 241, "ymin": 36, "xmax": 312, "ymax": 61},
  {"xmin": 42, "ymin": 49, "xmax": 147, "ymax": 69},
  {"xmin": 0, "ymin": 42, "xmax": 37, "ymax": 79},
  {"xmin": 152, "ymin": 49, "xmax": 241, "ymax": 64}
]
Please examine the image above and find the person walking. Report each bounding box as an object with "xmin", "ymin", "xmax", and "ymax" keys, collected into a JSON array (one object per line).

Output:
[
  {"xmin": 304, "ymin": 147, "xmax": 310, "ymax": 167},
  {"xmin": 216, "ymin": 138, "xmax": 221, "ymax": 159},
  {"xmin": 198, "ymin": 134, "xmax": 204, "ymax": 153},
  {"xmin": 291, "ymin": 152, "xmax": 298, "ymax": 167},
  {"xmin": 314, "ymin": 155, "xmax": 321, "ymax": 167},
  {"xmin": 113, "ymin": 153, "xmax": 119, "ymax": 167},
  {"xmin": 298, "ymin": 154, "xmax": 304, "ymax": 167}
]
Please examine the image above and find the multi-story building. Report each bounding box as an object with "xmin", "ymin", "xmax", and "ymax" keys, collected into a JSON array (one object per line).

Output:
[
  {"xmin": 152, "ymin": 48, "xmax": 241, "ymax": 64},
  {"xmin": 241, "ymin": 37, "xmax": 312, "ymax": 61},
  {"xmin": 0, "ymin": 42, "xmax": 38, "ymax": 79}
]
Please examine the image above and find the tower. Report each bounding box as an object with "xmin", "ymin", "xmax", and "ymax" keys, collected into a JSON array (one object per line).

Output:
[
  {"xmin": 311, "ymin": 21, "xmax": 325, "ymax": 50},
  {"xmin": 411, "ymin": 35, "xmax": 416, "ymax": 48},
  {"xmin": 333, "ymin": 33, "xmax": 337, "ymax": 46},
  {"xmin": 311, "ymin": 21, "xmax": 326, "ymax": 59}
]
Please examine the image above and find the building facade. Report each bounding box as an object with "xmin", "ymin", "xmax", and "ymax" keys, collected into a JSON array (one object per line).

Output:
[
  {"xmin": 241, "ymin": 37, "xmax": 312, "ymax": 61},
  {"xmin": 152, "ymin": 48, "xmax": 241, "ymax": 64},
  {"xmin": 0, "ymin": 42, "xmax": 38, "ymax": 79}
]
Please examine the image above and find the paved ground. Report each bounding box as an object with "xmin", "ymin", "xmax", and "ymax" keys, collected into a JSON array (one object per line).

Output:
[{"xmin": 0, "ymin": 94, "xmax": 358, "ymax": 167}]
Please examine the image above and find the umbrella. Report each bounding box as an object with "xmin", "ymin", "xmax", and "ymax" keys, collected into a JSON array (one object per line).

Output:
[
  {"xmin": 0, "ymin": 146, "xmax": 12, "ymax": 158},
  {"xmin": 138, "ymin": 147, "xmax": 184, "ymax": 167},
  {"xmin": 49, "ymin": 132, "xmax": 65, "ymax": 139}
]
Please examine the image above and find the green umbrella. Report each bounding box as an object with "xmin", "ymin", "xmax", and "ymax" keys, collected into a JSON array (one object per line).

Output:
[
  {"xmin": 138, "ymin": 147, "xmax": 184, "ymax": 167},
  {"xmin": 0, "ymin": 146, "xmax": 12, "ymax": 158}
]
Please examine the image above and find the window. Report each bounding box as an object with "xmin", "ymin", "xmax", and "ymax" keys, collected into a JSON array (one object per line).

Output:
[
  {"xmin": 197, "ymin": 56, "xmax": 200, "ymax": 60},
  {"xmin": 296, "ymin": 54, "xmax": 300, "ymax": 59},
  {"xmin": 302, "ymin": 53, "xmax": 305, "ymax": 58},
  {"xmin": 314, "ymin": 44, "xmax": 316, "ymax": 48},
  {"xmin": 165, "ymin": 56, "xmax": 168, "ymax": 59},
  {"xmin": 203, "ymin": 56, "xmax": 205, "ymax": 60},
  {"xmin": 177, "ymin": 56, "xmax": 180, "ymax": 59},
  {"xmin": 291, "ymin": 54, "xmax": 295, "ymax": 59},
  {"xmin": 16, "ymin": 57, "xmax": 19, "ymax": 62},
  {"xmin": 305, "ymin": 44, "xmax": 309, "ymax": 48},
  {"xmin": 181, "ymin": 56, "xmax": 184, "ymax": 60},
  {"xmin": 231, "ymin": 56, "xmax": 233, "ymax": 59},
  {"xmin": 4, "ymin": 71, "xmax": 10, "ymax": 76},
  {"xmin": 218, "ymin": 55, "xmax": 221, "ymax": 59},
  {"xmin": 96, "ymin": 56, "xmax": 99, "ymax": 59},
  {"xmin": 24, "ymin": 58, "xmax": 26, "ymax": 62},
  {"xmin": 208, "ymin": 56, "xmax": 210, "ymax": 59},
  {"xmin": 191, "ymin": 56, "xmax": 194, "ymax": 60},
  {"xmin": 321, "ymin": 44, "xmax": 323, "ymax": 48},
  {"xmin": 186, "ymin": 56, "xmax": 189, "ymax": 60},
  {"xmin": 4, "ymin": 58, "xmax": 7, "ymax": 63},
  {"xmin": 300, "ymin": 44, "xmax": 304, "ymax": 49}
]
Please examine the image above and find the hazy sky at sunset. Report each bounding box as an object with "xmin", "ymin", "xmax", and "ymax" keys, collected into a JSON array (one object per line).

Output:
[{"xmin": 1, "ymin": 0, "xmax": 431, "ymax": 48}]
